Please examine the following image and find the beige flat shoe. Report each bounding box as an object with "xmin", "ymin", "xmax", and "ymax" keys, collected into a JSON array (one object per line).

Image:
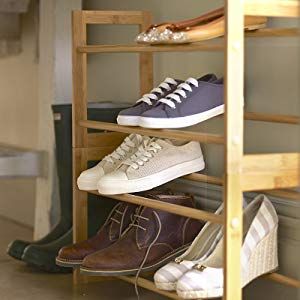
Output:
[
  {"xmin": 137, "ymin": 15, "xmax": 267, "ymax": 45},
  {"xmin": 136, "ymin": 7, "xmax": 224, "ymax": 44},
  {"xmin": 151, "ymin": 15, "xmax": 267, "ymax": 44}
]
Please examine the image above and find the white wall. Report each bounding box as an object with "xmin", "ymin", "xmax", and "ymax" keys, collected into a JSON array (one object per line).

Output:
[{"xmin": 0, "ymin": 1, "xmax": 38, "ymax": 227}]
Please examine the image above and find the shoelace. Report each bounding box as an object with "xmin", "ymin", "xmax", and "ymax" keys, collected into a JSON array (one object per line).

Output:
[
  {"xmin": 132, "ymin": 211, "xmax": 162, "ymax": 300},
  {"xmin": 158, "ymin": 77, "xmax": 199, "ymax": 109},
  {"xmin": 136, "ymin": 78, "xmax": 177, "ymax": 106},
  {"xmin": 103, "ymin": 134, "xmax": 143, "ymax": 164},
  {"xmin": 124, "ymin": 139, "xmax": 162, "ymax": 170},
  {"xmin": 102, "ymin": 203, "xmax": 126, "ymax": 236}
]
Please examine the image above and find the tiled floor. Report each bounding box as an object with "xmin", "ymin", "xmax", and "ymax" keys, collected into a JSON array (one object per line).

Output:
[{"xmin": 0, "ymin": 217, "xmax": 166, "ymax": 300}]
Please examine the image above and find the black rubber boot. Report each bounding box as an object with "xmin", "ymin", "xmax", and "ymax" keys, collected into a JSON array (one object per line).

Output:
[
  {"xmin": 11, "ymin": 104, "xmax": 125, "ymax": 270},
  {"xmin": 7, "ymin": 105, "xmax": 73, "ymax": 260},
  {"xmin": 7, "ymin": 220, "xmax": 70, "ymax": 261}
]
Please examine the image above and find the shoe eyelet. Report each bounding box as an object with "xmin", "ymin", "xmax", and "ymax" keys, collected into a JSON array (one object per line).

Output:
[
  {"xmin": 175, "ymin": 258, "xmax": 183, "ymax": 264},
  {"xmin": 194, "ymin": 264, "xmax": 206, "ymax": 272}
]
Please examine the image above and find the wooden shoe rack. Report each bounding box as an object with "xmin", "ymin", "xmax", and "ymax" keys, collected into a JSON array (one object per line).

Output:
[{"xmin": 72, "ymin": 2, "xmax": 300, "ymax": 299}]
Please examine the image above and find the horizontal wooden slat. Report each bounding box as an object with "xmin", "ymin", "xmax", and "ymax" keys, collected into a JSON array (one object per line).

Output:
[
  {"xmin": 79, "ymin": 120, "xmax": 225, "ymax": 144},
  {"xmin": 88, "ymin": 191, "xmax": 224, "ymax": 224},
  {"xmin": 77, "ymin": 43, "xmax": 224, "ymax": 53},
  {"xmin": 119, "ymin": 276, "xmax": 180, "ymax": 300},
  {"xmin": 120, "ymin": 273, "xmax": 300, "ymax": 297},
  {"xmin": 244, "ymin": 1, "xmax": 300, "ymax": 17},
  {"xmin": 81, "ymin": 10, "xmax": 146, "ymax": 24},
  {"xmin": 77, "ymin": 28, "xmax": 299, "ymax": 54},
  {"xmin": 264, "ymin": 273, "xmax": 300, "ymax": 288},
  {"xmin": 246, "ymin": 27, "xmax": 300, "ymax": 37},
  {"xmin": 184, "ymin": 173, "xmax": 224, "ymax": 185},
  {"xmin": 242, "ymin": 153, "xmax": 300, "ymax": 191},
  {"xmin": 245, "ymin": 112, "xmax": 300, "ymax": 124},
  {"xmin": 88, "ymin": 132, "xmax": 128, "ymax": 147},
  {"xmin": 264, "ymin": 189, "xmax": 300, "ymax": 201}
]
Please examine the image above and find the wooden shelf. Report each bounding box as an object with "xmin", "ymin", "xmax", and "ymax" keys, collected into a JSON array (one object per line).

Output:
[
  {"xmin": 88, "ymin": 191, "xmax": 223, "ymax": 224},
  {"xmin": 119, "ymin": 276, "xmax": 180, "ymax": 300},
  {"xmin": 77, "ymin": 28, "xmax": 299, "ymax": 54},
  {"xmin": 244, "ymin": 112, "xmax": 300, "ymax": 124},
  {"xmin": 246, "ymin": 27, "xmax": 300, "ymax": 37},
  {"xmin": 264, "ymin": 273, "xmax": 300, "ymax": 288},
  {"xmin": 79, "ymin": 120, "xmax": 225, "ymax": 144},
  {"xmin": 119, "ymin": 273, "xmax": 300, "ymax": 300},
  {"xmin": 77, "ymin": 42, "xmax": 223, "ymax": 54},
  {"xmin": 245, "ymin": 1, "xmax": 300, "ymax": 17},
  {"xmin": 242, "ymin": 153, "xmax": 300, "ymax": 191}
]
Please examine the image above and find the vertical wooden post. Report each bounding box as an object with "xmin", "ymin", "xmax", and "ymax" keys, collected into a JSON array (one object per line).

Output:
[
  {"xmin": 139, "ymin": 11, "xmax": 154, "ymax": 95},
  {"xmin": 72, "ymin": 11, "xmax": 88, "ymax": 285},
  {"xmin": 224, "ymin": 1, "xmax": 244, "ymax": 300}
]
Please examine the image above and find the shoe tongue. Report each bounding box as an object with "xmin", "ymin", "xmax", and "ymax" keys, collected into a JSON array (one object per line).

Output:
[{"xmin": 131, "ymin": 134, "xmax": 151, "ymax": 146}]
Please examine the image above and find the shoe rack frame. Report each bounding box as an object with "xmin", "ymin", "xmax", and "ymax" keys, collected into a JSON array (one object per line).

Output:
[{"xmin": 72, "ymin": 2, "xmax": 300, "ymax": 299}]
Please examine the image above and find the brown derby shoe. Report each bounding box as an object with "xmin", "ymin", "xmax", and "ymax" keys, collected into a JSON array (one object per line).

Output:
[
  {"xmin": 56, "ymin": 202, "xmax": 137, "ymax": 267},
  {"xmin": 80, "ymin": 193, "xmax": 204, "ymax": 276}
]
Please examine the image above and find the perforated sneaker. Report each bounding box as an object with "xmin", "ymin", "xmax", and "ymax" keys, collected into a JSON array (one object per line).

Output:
[
  {"xmin": 97, "ymin": 138, "xmax": 205, "ymax": 195},
  {"xmin": 139, "ymin": 77, "xmax": 223, "ymax": 129},
  {"xmin": 77, "ymin": 134, "xmax": 148, "ymax": 191},
  {"xmin": 117, "ymin": 78, "xmax": 181, "ymax": 126}
]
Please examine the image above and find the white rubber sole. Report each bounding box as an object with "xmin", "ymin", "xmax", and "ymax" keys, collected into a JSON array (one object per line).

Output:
[
  {"xmin": 77, "ymin": 177, "xmax": 99, "ymax": 191},
  {"xmin": 98, "ymin": 157, "xmax": 205, "ymax": 195},
  {"xmin": 139, "ymin": 104, "xmax": 224, "ymax": 129},
  {"xmin": 117, "ymin": 115, "xmax": 140, "ymax": 126}
]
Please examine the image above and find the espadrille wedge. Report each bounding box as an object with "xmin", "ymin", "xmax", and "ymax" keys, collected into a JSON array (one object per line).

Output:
[{"xmin": 176, "ymin": 194, "xmax": 279, "ymax": 299}]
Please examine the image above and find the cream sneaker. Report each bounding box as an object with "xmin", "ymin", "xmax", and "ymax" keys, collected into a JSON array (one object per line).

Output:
[
  {"xmin": 176, "ymin": 194, "xmax": 279, "ymax": 299},
  {"xmin": 97, "ymin": 138, "xmax": 205, "ymax": 195},
  {"xmin": 154, "ymin": 205, "xmax": 223, "ymax": 291},
  {"xmin": 77, "ymin": 134, "xmax": 146, "ymax": 191}
]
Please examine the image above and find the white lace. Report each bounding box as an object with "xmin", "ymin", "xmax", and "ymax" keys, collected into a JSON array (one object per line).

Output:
[
  {"xmin": 103, "ymin": 135, "xmax": 143, "ymax": 164},
  {"xmin": 124, "ymin": 139, "xmax": 162, "ymax": 170},
  {"xmin": 136, "ymin": 78, "xmax": 177, "ymax": 106},
  {"xmin": 158, "ymin": 77, "xmax": 199, "ymax": 109}
]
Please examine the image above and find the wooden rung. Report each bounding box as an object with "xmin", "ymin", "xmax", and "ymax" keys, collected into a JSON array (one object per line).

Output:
[
  {"xmin": 81, "ymin": 10, "xmax": 147, "ymax": 25},
  {"xmin": 77, "ymin": 43, "xmax": 224, "ymax": 54},
  {"xmin": 79, "ymin": 120, "xmax": 225, "ymax": 144},
  {"xmin": 88, "ymin": 191, "xmax": 224, "ymax": 224},
  {"xmin": 120, "ymin": 273, "xmax": 300, "ymax": 299},
  {"xmin": 184, "ymin": 173, "xmax": 224, "ymax": 185},
  {"xmin": 244, "ymin": 1, "xmax": 300, "ymax": 17},
  {"xmin": 119, "ymin": 276, "xmax": 180, "ymax": 300},
  {"xmin": 245, "ymin": 112, "xmax": 300, "ymax": 125},
  {"xmin": 264, "ymin": 189, "xmax": 300, "ymax": 201},
  {"xmin": 265, "ymin": 273, "xmax": 300, "ymax": 288},
  {"xmin": 242, "ymin": 153, "xmax": 300, "ymax": 191},
  {"xmin": 246, "ymin": 27, "xmax": 300, "ymax": 37}
]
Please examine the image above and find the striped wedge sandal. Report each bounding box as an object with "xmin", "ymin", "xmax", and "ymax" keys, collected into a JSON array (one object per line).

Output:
[
  {"xmin": 176, "ymin": 194, "xmax": 279, "ymax": 299},
  {"xmin": 154, "ymin": 204, "xmax": 224, "ymax": 291}
]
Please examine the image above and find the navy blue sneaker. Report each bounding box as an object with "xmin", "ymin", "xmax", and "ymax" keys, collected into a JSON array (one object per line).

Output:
[
  {"xmin": 117, "ymin": 78, "xmax": 181, "ymax": 126},
  {"xmin": 139, "ymin": 77, "xmax": 223, "ymax": 129}
]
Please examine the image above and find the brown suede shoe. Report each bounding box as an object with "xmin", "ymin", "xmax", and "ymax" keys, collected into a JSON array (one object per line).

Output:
[
  {"xmin": 80, "ymin": 194, "xmax": 204, "ymax": 276},
  {"xmin": 55, "ymin": 202, "xmax": 137, "ymax": 267}
]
